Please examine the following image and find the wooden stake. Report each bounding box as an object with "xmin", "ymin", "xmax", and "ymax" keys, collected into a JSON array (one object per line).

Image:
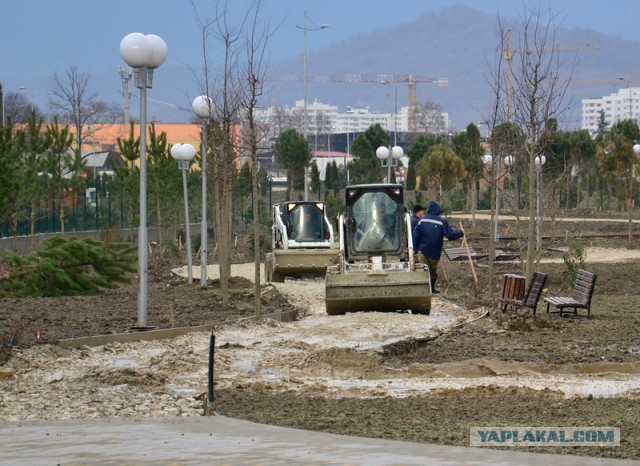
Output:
[
  {"xmin": 460, "ymin": 221, "xmax": 478, "ymax": 286},
  {"xmin": 440, "ymin": 258, "xmax": 448, "ymax": 282}
]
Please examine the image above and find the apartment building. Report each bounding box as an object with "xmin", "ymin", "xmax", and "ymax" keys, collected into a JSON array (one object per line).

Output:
[
  {"xmin": 581, "ymin": 87, "xmax": 639, "ymax": 134},
  {"xmin": 254, "ymin": 99, "xmax": 448, "ymax": 142}
]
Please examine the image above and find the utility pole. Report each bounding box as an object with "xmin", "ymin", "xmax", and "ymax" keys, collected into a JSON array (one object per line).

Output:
[
  {"xmin": 119, "ymin": 67, "xmax": 132, "ymax": 125},
  {"xmin": 296, "ymin": 12, "xmax": 328, "ymax": 200}
]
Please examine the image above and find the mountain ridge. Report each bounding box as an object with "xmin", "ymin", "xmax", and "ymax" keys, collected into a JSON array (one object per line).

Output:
[{"xmin": 13, "ymin": 5, "xmax": 640, "ymax": 130}]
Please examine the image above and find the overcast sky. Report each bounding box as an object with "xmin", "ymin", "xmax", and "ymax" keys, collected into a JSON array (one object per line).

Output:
[{"xmin": 2, "ymin": 0, "xmax": 639, "ymax": 107}]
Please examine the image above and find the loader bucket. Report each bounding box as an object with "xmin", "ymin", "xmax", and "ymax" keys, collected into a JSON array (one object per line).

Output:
[
  {"xmin": 265, "ymin": 249, "xmax": 338, "ymax": 282},
  {"xmin": 325, "ymin": 270, "xmax": 431, "ymax": 315}
]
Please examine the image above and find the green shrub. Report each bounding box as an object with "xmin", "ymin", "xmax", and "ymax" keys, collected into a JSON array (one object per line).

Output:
[{"xmin": 561, "ymin": 234, "xmax": 586, "ymax": 288}]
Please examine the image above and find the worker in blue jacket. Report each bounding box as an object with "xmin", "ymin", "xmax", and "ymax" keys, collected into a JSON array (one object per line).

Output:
[{"xmin": 412, "ymin": 200, "xmax": 464, "ymax": 294}]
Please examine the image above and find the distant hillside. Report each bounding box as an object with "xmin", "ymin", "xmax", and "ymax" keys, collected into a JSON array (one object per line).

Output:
[
  {"xmin": 24, "ymin": 5, "xmax": 640, "ymax": 130},
  {"xmin": 261, "ymin": 5, "xmax": 640, "ymax": 130}
]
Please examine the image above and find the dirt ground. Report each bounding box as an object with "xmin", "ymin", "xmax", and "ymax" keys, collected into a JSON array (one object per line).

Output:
[{"xmin": 1, "ymin": 218, "xmax": 640, "ymax": 460}]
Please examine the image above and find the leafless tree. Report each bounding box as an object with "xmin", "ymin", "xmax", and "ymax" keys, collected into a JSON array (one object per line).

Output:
[
  {"xmin": 88, "ymin": 101, "xmax": 124, "ymax": 124},
  {"xmin": 414, "ymin": 101, "xmax": 446, "ymax": 134},
  {"xmin": 239, "ymin": 0, "xmax": 276, "ymax": 314},
  {"xmin": 314, "ymin": 110, "xmax": 332, "ymax": 150},
  {"xmin": 270, "ymin": 105, "xmax": 296, "ymax": 137},
  {"xmin": 3, "ymin": 92, "xmax": 44, "ymax": 124},
  {"xmin": 192, "ymin": 0, "xmax": 248, "ymax": 304},
  {"xmin": 50, "ymin": 65, "xmax": 97, "ymax": 154},
  {"xmin": 486, "ymin": 5, "xmax": 574, "ymax": 296}
]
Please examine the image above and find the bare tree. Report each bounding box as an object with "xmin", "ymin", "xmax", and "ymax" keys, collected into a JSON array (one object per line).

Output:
[
  {"xmin": 486, "ymin": 6, "xmax": 574, "ymax": 296},
  {"xmin": 507, "ymin": 9, "xmax": 573, "ymax": 278},
  {"xmin": 3, "ymin": 92, "xmax": 44, "ymax": 124},
  {"xmin": 214, "ymin": 2, "xmax": 246, "ymax": 305},
  {"xmin": 414, "ymin": 101, "xmax": 446, "ymax": 134},
  {"xmin": 50, "ymin": 65, "xmax": 97, "ymax": 154},
  {"xmin": 88, "ymin": 101, "xmax": 124, "ymax": 124},
  {"xmin": 239, "ymin": 0, "xmax": 275, "ymax": 315},
  {"xmin": 270, "ymin": 105, "xmax": 296, "ymax": 137},
  {"xmin": 192, "ymin": 0, "xmax": 246, "ymax": 304}
]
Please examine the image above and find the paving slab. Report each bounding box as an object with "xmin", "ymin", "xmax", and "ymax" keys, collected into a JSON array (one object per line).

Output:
[{"xmin": 0, "ymin": 416, "xmax": 636, "ymax": 466}]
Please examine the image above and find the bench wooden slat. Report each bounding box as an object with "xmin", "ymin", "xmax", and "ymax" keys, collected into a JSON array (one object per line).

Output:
[
  {"xmin": 444, "ymin": 247, "xmax": 520, "ymax": 262},
  {"xmin": 443, "ymin": 247, "xmax": 488, "ymax": 261},
  {"xmin": 500, "ymin": 272, "xmax": 547, "ymax": 314},
  {"xmin": 544, "ymin": 269, "xmax": 597, "ymax": 318},
  {"xmin": 494, "ymin": 249, "xmax": 521, "ymax": 261}
]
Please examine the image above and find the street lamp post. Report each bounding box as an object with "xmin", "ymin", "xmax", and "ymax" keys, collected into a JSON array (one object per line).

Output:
[
  {"xmin": 120, "ymin": 32, "xmax": 168, "ymax": 329},
  {"xmin": 170, "ymin": 143, "xmax": 197, "ymax": 284},
  {"xmin": 297, "ymin": 12, "xmax": 328, "ymax": 201},
  {"xmin": 535, "ymin": 154, "xmax": 546, "ymax": 252},
  {"xmin": 375, "ymin": 145, "xmax": 404, "ymax": 183},
  {"xmin": 119, "ymin": 66, "xmax": 133, "ymax": 125},
  {"xmin": 192, "ymin": 95, "xmax": 214, "ymax": 286}
]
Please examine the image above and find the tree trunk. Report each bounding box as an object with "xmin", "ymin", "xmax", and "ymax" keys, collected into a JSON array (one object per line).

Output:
[
  {"xmin": 525, "ymin": 158, "xmax": 536, "ymax": 278},
  {"xmin": 470, "ymin": 180, "xmax": 477, "ymax": 230},
  {"xmin": 488, "ymin": 176, "xmax": 496, "ymax": 306},
  {"xmin": 59, "ymin": 190, "xmax": 66, "ymax": 235},
  {"xmin": 628, "ymin": 180, "xmax": 633, "ymax": 249},
  {"xmin": 252, "ymin": 158, "xmax": 261, "ymax": 314},
  {"xmin": 30, "ymin": 209, "xmax": 36, "ymax": 251}
]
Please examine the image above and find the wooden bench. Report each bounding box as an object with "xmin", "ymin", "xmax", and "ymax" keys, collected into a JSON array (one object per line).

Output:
[
  {"xmin": 443, "ymin": 247, "xmax": 488, "ymax": 261},
  {"xmin": 494, "ymin": 249, "xmax": 520, "ymax": 261},
  {"xmin": 443, "ymin": 247, "xmax": 519, "ymax": 262},
  {"xmin": 500, "ymin": 272, "xmax": 548, "ymax": 314},
  {"xmin": 544, "ymin": 269, "xmax": 597, "ymax": 318}
]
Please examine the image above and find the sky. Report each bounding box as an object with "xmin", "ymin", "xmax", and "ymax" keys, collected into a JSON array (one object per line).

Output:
[{"xmin": 2, "ymin": 0, "xmax": 640, "ymax": 118}]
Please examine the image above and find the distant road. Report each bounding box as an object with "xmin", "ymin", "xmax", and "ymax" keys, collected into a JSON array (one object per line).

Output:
[{"xmin": 451, "ymin": 213, "xmax": 640, "ymax": 223}]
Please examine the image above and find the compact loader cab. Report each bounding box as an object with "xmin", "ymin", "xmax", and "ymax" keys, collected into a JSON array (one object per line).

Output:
[
  {"xmin": 325, "ymin": 183, "xmax": 431, "ymax": 316},
  {"xmin": 275, "ymin": 202, "xmax": 331, "ymax": 247},
  {"xmin": 344, "ymin": 185, "xmax": 409, "ymax": 261},
  {"xmin": 264, "ymin": 201, "xmax": 337, "ymax": 283}
]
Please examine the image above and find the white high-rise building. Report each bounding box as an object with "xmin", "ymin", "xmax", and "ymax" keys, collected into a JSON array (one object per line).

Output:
[
  {"xmin": 581, "ymin": 87, "xmax": 639, "ymax": 135},
  {"xmin": 253, "ymin": 99, "xmax": 448, "ymax": 142}
]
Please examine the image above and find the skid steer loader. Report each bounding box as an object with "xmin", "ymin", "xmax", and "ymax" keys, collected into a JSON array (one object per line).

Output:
[
  {"xmin": 264, "ymin": 201, "xmax": 337, "ymax": 282},
  {"xmin": 325, "ymin": 184, "xmax": 431, "ymax": 315}
]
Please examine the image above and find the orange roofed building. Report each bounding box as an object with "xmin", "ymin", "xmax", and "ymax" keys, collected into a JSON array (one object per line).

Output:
[{"xmin": 81, "ymin": 123, "xmax": 243, "ymax": 171}]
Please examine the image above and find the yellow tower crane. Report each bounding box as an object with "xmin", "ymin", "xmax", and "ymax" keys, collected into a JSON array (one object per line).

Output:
[{"xmin": 503, "ymin": 29, "xmax": 600, "ymax": 122}]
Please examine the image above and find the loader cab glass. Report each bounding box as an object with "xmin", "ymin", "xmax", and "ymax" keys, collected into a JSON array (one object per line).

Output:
[
  {"xmin": 288, "ymin": 203, "xmax": 325, "ymax": 242},
  {"xmin": 352, "ymin": 192, "xmax": 400, "ymax": 253}
]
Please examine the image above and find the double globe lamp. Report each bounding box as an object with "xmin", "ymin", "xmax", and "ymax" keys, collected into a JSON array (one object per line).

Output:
[
  {"xmin": 191, "ymin": 95, "xmax": 214, "ymax": 286},
  {"xmin": 170, "ymin": 143, "xmax": 197, "ymax": 284},
  {"xmin": 119, "ymin": 32, "xmax": 167, "ymax": 328},
  {"xmin": 375, "ymin": 145, "xmax": 404, "ymax": 182}
]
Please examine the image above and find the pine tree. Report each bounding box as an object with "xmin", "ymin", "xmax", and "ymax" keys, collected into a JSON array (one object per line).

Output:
[{"xmin": 0, "ymin": 236, "xmax": 136, "ymax": 297}]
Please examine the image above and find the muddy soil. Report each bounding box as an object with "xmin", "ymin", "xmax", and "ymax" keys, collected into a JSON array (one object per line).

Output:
[{"xmin": 1, "ymin": 219, "xmax": 640, "ymax": 460}]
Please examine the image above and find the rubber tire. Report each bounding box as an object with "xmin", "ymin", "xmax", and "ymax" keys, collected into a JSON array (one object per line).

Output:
[{"xmin": 326, "ymin": 305, "xmax": 347, "ymax": 316}]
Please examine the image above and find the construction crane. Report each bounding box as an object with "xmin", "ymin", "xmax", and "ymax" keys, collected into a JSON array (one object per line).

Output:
[
  {"xmin": 503, "ymin": 29, "xmax": 600, "ymax": 122},
  {"xmin": 264, "ymin": 74, "xmax": 448, "ymax": 132}
]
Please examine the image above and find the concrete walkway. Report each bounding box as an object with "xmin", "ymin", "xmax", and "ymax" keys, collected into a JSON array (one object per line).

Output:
[{"xmin": 0, "ymin": 416, "xmax": 636, "ymax": 465}]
